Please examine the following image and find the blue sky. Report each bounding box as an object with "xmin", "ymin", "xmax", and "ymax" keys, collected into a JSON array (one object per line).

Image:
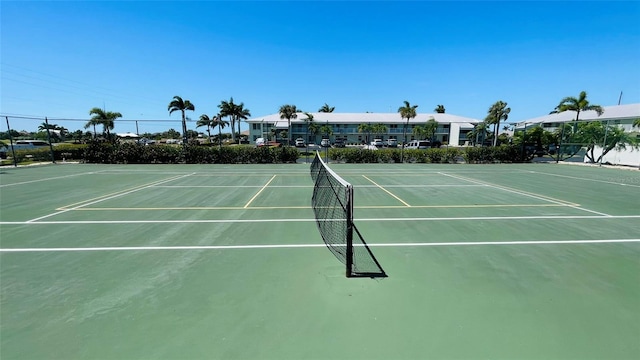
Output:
[{"xmin": 1, "ymin": 1, "xmax": 639, "ymax": 135}]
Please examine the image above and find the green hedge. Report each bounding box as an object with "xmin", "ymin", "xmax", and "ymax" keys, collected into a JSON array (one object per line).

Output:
[
  {"xmin": 327, "ymin": 145, "xmax": 525, "ymax": 163},
  {"xmin": 2, "ymin": 142, "xmax": 528, "ymax": 165},
  {"xmin": 80, "ymin": 143, "xmax": 300, "ymax": 164}
]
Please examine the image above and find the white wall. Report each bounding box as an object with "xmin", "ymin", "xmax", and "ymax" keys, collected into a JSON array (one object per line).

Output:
[{"xmin": 585, "ymin": 146, "xmax": 640, "ymax": 167}]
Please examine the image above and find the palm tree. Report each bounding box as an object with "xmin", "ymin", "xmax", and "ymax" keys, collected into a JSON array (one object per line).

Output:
[
  {"xmin": 279, "ymin": 104, "xmax": 298, "ymax": 145},
  {"xmin": 320, "ymin": 123, "xmax": 333, "ymax": 141},
  {"xmin": 468, "ymin": 122, "xmax": 489, "ymax": 146},
  {"xmin": 197, "ymin": 114, "xmax": 215, "ymax": 143},
  {"xmin": 633, "ymin": 118, "xmax": 640, "ymax": 128},
  {"xmin": 88, "ymin": 107, "xmax": 122, "ymax": 139},
  {"xmin": 434, "ymin": 105, "xmax": 446, "ymax": 113},
  {"xmin": 318, "ymin": 103, "xmax": 335, "ymax": 113},
  {"xmin": 218, "ymin": 98, "xmax": 251, "ymax": 143},
  {"xmin": 84, "ymin": 118, "xmax": 101, "ymax": 138},
  {"xmin": 424, "ymin": 118, "xmax": 438, "ymax": 141},
  {"xmin": 398, "ymin": 101, "xmax": 418, "ymax": 161},
  {"xmin": 211, "ymin": 114, "xmax": 229, "ymax": 149},
  {"xmin": 484, "ymin": 101, "xmax": 511, "ymax": 146},
  {"xmin": 301, "ymin": 112, "xmax": 314, "ymax": 150},
  {"xmin": 552, "ymin": 91, "xmax": 604, "ymax": 121},
  {"xmin": 308, "ymin": 121, "xmax": 320, "ymax": 145},
  {"xmin": 38, "ymin": 122, "xmax": 58, "ymax": 132},
  {"xmin": 357, "ymin": 123, "xmax": 374, "ymax": 144},
  {"xmin": 168, "ymin": 96, "xmax": 195, "ymax": 145},
  {"xmin": 552, "ymin": 91, "xmax": 603, "ymax": 161},
  {"xmin": 372, "ymin": 123, "xmax": 388, "ymax": 139},
  {"xmin": 234, "ymin": 102, "xmax": 251, "ymax": 142},
  {"xmin": 218, "ymin": 98, "xmax": 237, "ymax": 142}
]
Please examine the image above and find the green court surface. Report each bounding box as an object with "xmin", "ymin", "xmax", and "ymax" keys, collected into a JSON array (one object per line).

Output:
[{"xmin": 1, "ymin": 162, "xmax": 639, "ymax": 359}]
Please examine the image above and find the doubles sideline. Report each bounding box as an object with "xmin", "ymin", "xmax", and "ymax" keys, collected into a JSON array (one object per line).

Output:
[{"xmin": 1, "ymin": 239, "xmax": 639, "ymax": 253}]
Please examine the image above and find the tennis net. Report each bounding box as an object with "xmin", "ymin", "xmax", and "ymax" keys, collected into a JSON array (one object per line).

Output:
[{"xmin": 310, "ymin": 152, "xmax": 386, "ymax": 278}]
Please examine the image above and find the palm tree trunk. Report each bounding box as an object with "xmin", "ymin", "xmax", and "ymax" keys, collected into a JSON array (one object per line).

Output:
[{"xmin": 181, "ymin": 110, "xmax": 188, "ymax": 145}]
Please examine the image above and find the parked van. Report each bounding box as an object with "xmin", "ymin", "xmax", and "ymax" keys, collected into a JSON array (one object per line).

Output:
[
  {"xmin": 404, "ymin": 140, "xmax": 430, "ymax": 150},
  {"xmin": 1, "ymin": 140, "xmax": 50, "ymax": 158}
]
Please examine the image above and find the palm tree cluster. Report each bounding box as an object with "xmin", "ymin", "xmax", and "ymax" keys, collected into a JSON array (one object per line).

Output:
[
  {"xmin": 485, "ymin": 101, "xmax": 511, "ymax": 147},
  {"xmin": 218, "ymin": 97, "xmax": 251, "ymax": 143},
  {"xmin": 167, "ymin": 96, "xmax": 195, "ymax": 145},
  {"xmin": 278, "ymin": 104, "xmax": 298, "ymax": 145},
  {"xmin": 86, "ymin": 107, "xmax": 123, "ymax": 139}
]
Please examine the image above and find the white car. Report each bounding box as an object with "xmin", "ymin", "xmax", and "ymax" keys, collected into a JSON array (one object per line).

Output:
[
  {"xmin": 321, "ymin": 138, "xmax": 331, "ymax": 147},
  {"xmin": 404, "ymin": 140, "xmax": 430, "ymax": 149},
  {"xmin": 295, "ymin": 138, "xmax": 306, "ymax": 147},
  {"xmin": 385, "ymin": 139, "xmax": 398, "ymax": 147},
  {"xmin": 370, "ymin": 139, "xmax": 384, "ymax": 147}
]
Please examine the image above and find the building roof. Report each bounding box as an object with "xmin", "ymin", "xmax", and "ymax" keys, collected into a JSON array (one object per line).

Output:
[
  {"xmin": 513, "ymin": 103, "xmax": 640, "ymax": 128},
  {"xmin": 247, "ymin": 112, "xmax": 482, "ymax": 129}
]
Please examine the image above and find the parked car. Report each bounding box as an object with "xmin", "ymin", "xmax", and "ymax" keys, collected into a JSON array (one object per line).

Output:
[
  {"xmin": 321, "ymin": 138, "xmax": 331, "ymax": 147},
  {"xmin": 334, "ymin": 138, "xmax": 345, "ymax": 148},
  {"xmin": 370, "ymin": 139, "xmax": 384, "ymax": 147},
  {"xmin": 404, "ymin": 140, "xmax": 430, "ymax": 149},
  {"xmin": 385, "ymin": 139, "xmax": 398, "ymax": 147},
  {"xmin": 295, "ymin": 138, "xmax": 306, "ymax": 147}
]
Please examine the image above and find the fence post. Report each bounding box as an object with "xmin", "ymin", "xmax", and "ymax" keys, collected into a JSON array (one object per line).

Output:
[
  {"xmin": 44, "ymin": 117, "xmax": 56, "ymax": 164},
  {"xmin": 5, "ymin": 117, "xmax": 18, "ymax": 167}
]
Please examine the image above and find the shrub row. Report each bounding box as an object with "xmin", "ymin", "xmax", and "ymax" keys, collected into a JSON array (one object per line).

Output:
[
  {"xmin": 3, "ymin": 143, "xmax": 528, "ymax": 165},
  {"xmin": 81, "ymin": 143, "xmax": 300, "ymax": 164},
  {"xmin": 327, "ymin": 145, "xmax": 525, "ymax": 163}
]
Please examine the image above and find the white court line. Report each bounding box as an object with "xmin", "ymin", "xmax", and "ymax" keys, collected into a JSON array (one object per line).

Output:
[
  {"xmin": 26, "ymin": 173, "xmax": 194, "ymax": 223},
  {"xmin": 244, "ymin": 175, "xmax": 277, "ymax": 208},
  {"xmin": 526, "ymin": 170, "xmax": 640, "ymax": 188},
  {"xmin": 2, "ymin": 214, "xmax": 639, "ymax": 225},
  {"xmin": 438, "ymin": 172, "xmax": 612, "ymax": 217},
  {"xmin": 154, "ymin": 185, "xmax": 310, "ymax": 188},
  {"xmin": 2, "ymin": 239, "xmax": 639, "ymax": 253},
  {"xmin": 0, "ymin": 170, "xmax": 105, "ymax": 188},
  {"xmin": 362, "ymin": 175, "xmax": 412, "ymax": 207},
  {"xmin": 153, "ymin": 184, "xmax": 484, "ymax": 188}
]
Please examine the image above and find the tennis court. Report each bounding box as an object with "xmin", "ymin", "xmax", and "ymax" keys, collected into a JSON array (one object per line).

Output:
[{"xmin": 1, "ymin": 160, "xmax": 639, "ymax": 359}]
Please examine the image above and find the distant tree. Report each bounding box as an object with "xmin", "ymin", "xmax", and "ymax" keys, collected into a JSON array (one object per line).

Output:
[
  {"xmin": 424, "ymin": 118, "xmax": 438, "ymax": 141},
  {"xmin": 484, "ymin": 101, "xmax": 510, "ymax": 146},
  {"xmin": 88, "ymin": 107, "xmax": 122, "ymax": 139},
  {"xmin": 468, "ymin": 122, "xmax": 489, "ymax": 146},
  {"xmin": 218, "ymin": 98, "xmax": 237, "ymax": 142},
  {"xmin": 552, "ymin": 91, "xmax": 604, "ymax": 121},
  {"xmin": 398, "ymin": 101, "xmax": 418, "ymax": 161},
  {"xmin": 308, "ymin": 121, "xmax": 320, "ymax": 144},
  {"xmin": 211, "ymin": 114, "xmax": 229, "ymax": 149},
  {"xmin": 574, "ymin": 122, "xmax": 639, "ymax": 163},
  {"xmin": 320, "ymin": 123, "xmax": 333, "ymax": 140},
  {"xmin": 166, "ymin": 128, "xmax": 181, "ymax": 139},
  {"xmin": 319, "ymin": 103, "xmax": 335, "ymax": 113},
  {"xmin": 551, "ymin": 91, "xmax": 604, "ymax": 161},
  {"xmin": 412, "ymin": 118, "xmax": 437, "ymax": 141},
  {"xmin": 37, "ymin": 122, "xmax": 58, "ymax": 131},
  {"xmin": 301, "ymin": 112, "xmax": 314, "ymax": 148},
  {"xmin": 434, "ymin": 105, "xmax": 446, "ymax": 113},
  {"xmin": 372, "ymin": 123, "xmax": 387, "ymax": 139},
  {"xmin": 632, "ymin": 118, "xmax": 640, "ymax": 128},
  {"xmin": 197, "ymin": 114, "xmax": 215, "ymax": 143},
  {"xmin": 279, "ymin": 130, "xmax": 288, "ymax": 142},
  {"xmin": 279, "ymin": 104, "xmax": 298, "ymax": 145},
  {"xmin": 168, "ymin": 96, "xmax": 195, "ymax": 146},
  {"xmin": 358, "ymin": 123, "xmax": 374, "ymax": 143}
]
